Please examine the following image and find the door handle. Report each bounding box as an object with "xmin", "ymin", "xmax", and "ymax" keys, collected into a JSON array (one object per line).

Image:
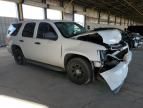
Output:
[
  {"xmin": 34, "ymin": 42, "xmax": 41, "ymax": 45},
  {"xmin": 19, "ymin": 40, "xmax": 24, "ymax": 42}
]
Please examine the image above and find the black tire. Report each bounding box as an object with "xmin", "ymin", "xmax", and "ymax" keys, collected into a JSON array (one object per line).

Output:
[
  {"xmin": 13, "ymin": 48, "xmax": 25, "ymax": 65},
  {"xmin": 66, "ymin": 57, "xmax": 92, "ymax": 85}
]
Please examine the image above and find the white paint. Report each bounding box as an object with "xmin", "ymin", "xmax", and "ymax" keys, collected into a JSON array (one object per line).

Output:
[
  {"xmin": 7, "ymin": 20, "xmax": 132, "ymax": 92},
  {"xmin": 100, "ymin": 51, "xmax": 132, "ymax": 91},
  {"xmin": 97, "ymin": 30, "xmax": 122, "ymax": 44}
]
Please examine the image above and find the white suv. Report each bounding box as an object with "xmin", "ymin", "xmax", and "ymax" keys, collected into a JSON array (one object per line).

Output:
[{"xmin": 6, "ymin": 20, "xmax": 132, "ymax": 93}]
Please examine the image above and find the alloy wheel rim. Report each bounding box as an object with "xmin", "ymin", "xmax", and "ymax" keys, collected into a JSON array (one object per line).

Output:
[{"xmin": 71, "ymin": 64, "xmax": 84, "ymax": 80}]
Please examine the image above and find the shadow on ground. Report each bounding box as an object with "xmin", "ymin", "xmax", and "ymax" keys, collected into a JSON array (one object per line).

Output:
[{"xmin": 0, "ymin": 48, "xmax": 143, "ymax": 108}]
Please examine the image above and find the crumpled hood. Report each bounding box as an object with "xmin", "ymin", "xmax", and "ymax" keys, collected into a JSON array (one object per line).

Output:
[
  {"xmin": 74, "ymin": 29, "xmax": 122, "ymax": 45},
  {"xmin": 97, "ymin": 30, "xmax": 122, "ymax": 44}
]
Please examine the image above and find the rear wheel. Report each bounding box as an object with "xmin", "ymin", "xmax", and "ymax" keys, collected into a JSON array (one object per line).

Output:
[
  {"xmin": 13, "ymin": 48, "xmax": 25, "ymax": 65},
  {"xmin": 66, "ymin": 57, "xmax": 92, "ymax": 85}
]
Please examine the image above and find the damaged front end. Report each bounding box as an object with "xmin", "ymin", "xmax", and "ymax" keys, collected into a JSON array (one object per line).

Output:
[
  {"xmin": 75, "ymin": 30, "xmax": 132, "ymax": 93},
  {"xmin": 98, "ymin": 43, "xmax": 132, "ymax": 93}
]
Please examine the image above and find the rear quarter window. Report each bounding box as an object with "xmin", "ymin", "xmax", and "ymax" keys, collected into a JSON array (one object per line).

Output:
[{"xmin": 7, "ymin": 23, "xmax": 22, "ymax": 37}]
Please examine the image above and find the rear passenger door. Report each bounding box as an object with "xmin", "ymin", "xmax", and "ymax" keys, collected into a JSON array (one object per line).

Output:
[
  {"xmin": 19, "ymin": 22, "xmax": 36, "ymax": 59},
  {"xmin": 33, "ymin": 22, "xmax": 61, "ymax": 66}
]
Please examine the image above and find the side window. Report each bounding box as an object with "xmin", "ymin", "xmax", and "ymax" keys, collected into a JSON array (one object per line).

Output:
[
  {"xmin": 37, "ymin": 22, "xmax": 58, "ymax": 40},
  {"xmin": 22, "ymin": 22, "xmax": 36, "ymax": 38},
  {"xmin": 7, "ymin": 23, "xmax": 22, "ymax": 36}
]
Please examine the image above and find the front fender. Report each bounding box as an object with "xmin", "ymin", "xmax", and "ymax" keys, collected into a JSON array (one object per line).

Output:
[{"xmin": 62, "ymin": 41, "xmax": 106, "ymax": 64}]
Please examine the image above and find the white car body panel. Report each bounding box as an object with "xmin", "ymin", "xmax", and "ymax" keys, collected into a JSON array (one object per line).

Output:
[
  {"xmin": 74, "ymin": 30, "xmax": 122, "ymax": 45},
  {"xmin": 100, "ymin": 51, "xmax": 132, "ymax": 92},
  {"xmin": 62, "ymin": 39, "xmax": 106, "ymax": 61},
  {"xmin": 7, "ymin": 20, "xmax": 133, "ymax": 93},
  {"xmin": 97, "ymin": 30, "xmax": 122, "ymax": 44}
]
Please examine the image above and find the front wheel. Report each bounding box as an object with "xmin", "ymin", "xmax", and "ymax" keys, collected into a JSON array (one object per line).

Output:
[{"xmin": 66, "ymin": 57, "xmax": 92, "ymax": 85}]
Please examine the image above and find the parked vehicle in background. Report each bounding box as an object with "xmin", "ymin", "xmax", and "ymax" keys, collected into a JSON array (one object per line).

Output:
[
  {"xmin": 93, "ymin": 27, "xmax": 143, "ymax": 49},
  {"xmin": 125, "ymin": 33, "xmax": 143, "ymax": 48},
  {"xmin": 6, "ymin": 20, "xmax": 132, "ymax": 93},
  {"xmin": 128, "ymin": 25, "xmax": 143, "ymax": 36}
]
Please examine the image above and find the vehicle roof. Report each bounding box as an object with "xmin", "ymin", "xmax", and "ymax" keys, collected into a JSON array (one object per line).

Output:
[{"xmin": 12, "ymin": 19, "xmax": 74, "ymax": 24}]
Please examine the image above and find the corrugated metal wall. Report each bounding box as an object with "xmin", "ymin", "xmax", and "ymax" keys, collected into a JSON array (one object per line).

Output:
[{"xmin": 0, "ymin": 17, "xmax": 18, "ymax": 45}]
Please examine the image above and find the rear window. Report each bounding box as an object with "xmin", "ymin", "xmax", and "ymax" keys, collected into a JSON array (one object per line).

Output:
[{"xmin": 7, "ymin": 23, "xmax": 22, "ymax": 36}]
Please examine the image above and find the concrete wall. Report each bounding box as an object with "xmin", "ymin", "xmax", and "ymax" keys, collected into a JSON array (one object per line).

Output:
[
  {"xmin": 85, "ymin": 9, "xmax": 98, "ymax": 28},
  {"xmin": 86, "ymin": 23, "xmax": 126, "ymax": 31},
  {"xmin": 63, "ymin": 1, "xmax": 73, "ymax": 21}
]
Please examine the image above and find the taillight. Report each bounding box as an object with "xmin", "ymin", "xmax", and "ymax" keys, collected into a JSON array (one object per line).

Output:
[{"xmin": 5, "ymin": 36, "xmax": 11, "ymax": 45}]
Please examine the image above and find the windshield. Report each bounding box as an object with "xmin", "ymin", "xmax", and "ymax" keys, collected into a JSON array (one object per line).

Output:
[{"xmin": 55, "ymin": 22, "xmax": 86, "ymax": 38}]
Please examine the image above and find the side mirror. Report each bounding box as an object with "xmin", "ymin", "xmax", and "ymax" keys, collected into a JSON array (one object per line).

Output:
[{"xmin": 43, "ymin": 32, "xmax": 58, "ymax": 40}]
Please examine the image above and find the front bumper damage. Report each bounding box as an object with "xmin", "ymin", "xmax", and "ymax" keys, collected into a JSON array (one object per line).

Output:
[{"xmin": 100, "ymin": 51, "xmax": 132, "ymax": 93}]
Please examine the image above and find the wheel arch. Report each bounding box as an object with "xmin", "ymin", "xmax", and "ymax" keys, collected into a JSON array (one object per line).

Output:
[
  {"xmin": 64, "ymin": 53, "xmax": 92, "ymax": 68},
  {"xmin": 64, "ymin": 53, "xmax": 95, "ymax": 83},
  {"xmin": 11, "ymin": 44, "xmax": 22, "ymax": 54}
]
